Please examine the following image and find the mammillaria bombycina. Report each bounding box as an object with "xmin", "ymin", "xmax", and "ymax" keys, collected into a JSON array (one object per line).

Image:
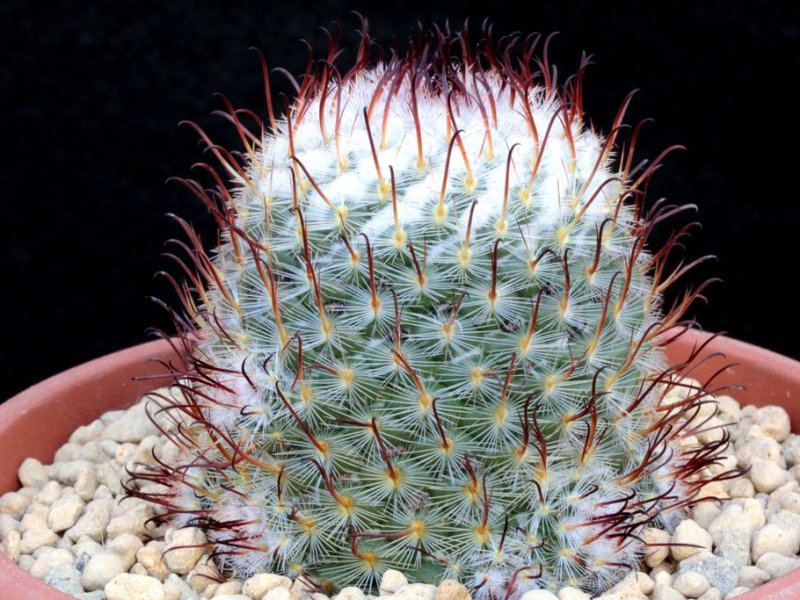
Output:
[{"xmin": 133, "ymin": 19, "xmax": 734, "ymax": 598}]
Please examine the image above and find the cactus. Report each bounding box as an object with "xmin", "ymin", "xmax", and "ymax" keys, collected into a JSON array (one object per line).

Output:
[{"xmin": 135, "ymin": 21, "xmax": 733, "ymax": 597}]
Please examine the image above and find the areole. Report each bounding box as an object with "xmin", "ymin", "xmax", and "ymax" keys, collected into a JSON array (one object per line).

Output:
[{"xmin": 1, "ymin": 330, "xmax": 799, "ymax": 599}]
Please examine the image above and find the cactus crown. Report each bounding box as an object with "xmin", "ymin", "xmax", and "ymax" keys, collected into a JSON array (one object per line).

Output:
[{"xmin": 136, "ymin": 20, "xmax": 728, "ymax": 598}]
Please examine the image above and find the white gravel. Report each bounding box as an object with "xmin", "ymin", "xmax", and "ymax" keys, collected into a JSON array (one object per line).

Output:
[{"xmin": 2, "ymin": 382, "xmax": 800, "ymax": 600}]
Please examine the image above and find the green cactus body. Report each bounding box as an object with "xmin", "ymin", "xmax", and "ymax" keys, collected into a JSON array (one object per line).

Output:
[{"xmin": 138, "ymin": 23, "xmax": 728, "ymax": 598}]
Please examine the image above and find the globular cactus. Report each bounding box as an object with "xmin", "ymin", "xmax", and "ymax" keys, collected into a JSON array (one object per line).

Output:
[{"xmin": 135, "ymin": 20, "xmax": 733, "ymax": 598}]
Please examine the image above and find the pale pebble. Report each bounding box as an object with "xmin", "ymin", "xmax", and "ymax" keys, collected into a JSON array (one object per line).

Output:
[
  {"xmin": 767, "ymin": 484, "xmax": 800, "ymax": 510},
  {"xmin": 103, "ymin": 402, "xmax": 161, "ymax": 443},
  {"xmin": 697, "ymin": 589, "xmax": 722, "ymax": 600},
  {"xmin": 54, "ymin": 460, "xmax": 94, "ymax": 485},
  {"xmin": 643, "ymin": 528, "xmax": 671, "ymax": 567},
  {"xmin": 74, "ymin": 440, "xmax": 107, "ymax": 464},
  {"xmin": 137, "ymin": 542, "xmax": 171, "ymax": 581},
  {"xmin": 107, "ymin": 501, "xmax": 153, "ymax": 539},
  {"xmin": 708, "ymin": 499, "xmax": 765, "ymax": 543},
  {"xmin": 652, "ymin": 569, "xmax": 672, "ymax": 586},
  {"xmin": 17, "ymin": 486, "xmax": 39, "ymax": 499},
  {"xmin": 242, "ymin": 572, "xmax": 293, "ymax": 598},
  {"xmin": 100, "ymin": 439, "xmax": 121, "ymax": 457},
  {"xmin": 81, "ymin": 551, "xmax": 126, "ymax": 591},
  {"xmin": 698, "ymin": 417, "xmax": 727, "ymax": 445},
  {"xmin": 713, "ymin": 529, "xmax": 751, "ymax": 566},
  {"xmin": 662, "ymin": 378, "xmax": 701, "ymax": 405},
  {"xmin": 54, "ymin": 442, "xmax": 81, "ymax": 463},
  {"xmin": 93, "ymin": 483, "xmax": 112, "ymax": 500},
  {"xmin": 112, "ymin": 495, "xmax": 149, "ymax": 517},
  {"xmin": 101, "ymin": 408, "xmax": 126, "ymax": 425},
  {"xmin": 736, "ymin": 566, "xmax": 769, "ymax": 589},
  {"xmin": 725, "ymin": 477, "xmax": 756, "ymax": 498},
  {"xmin": 557, "ymin": 587, "xmax": 590, "ymax": 600},
  {"xmin": 214, "ymin": 580, "xmax": 244, "ymax": 596},
  {"xmin": 264, "ymin": 588, "xmax": 293, "ymax": 600},
  {"xmin": 716, "ymin": 395, "xmax": 741, "ymax": 420},
  {"xmin": 380, "ymin": 569, "xmax": 409, "ymax": 594},
  {"xmin": 0, "ymin": 491, "xmax": 30, "ymax": 519},
  {"xmin": 106, "ymin": 573, "xmax": 166, "ymax": 600},
  {"xmin": 187, "ymin": 559, "xmax": 219, "ymax": 594},
  {"xmin": 18, "ymin": 458, "xmax": 48, "ymax": 489},
  {"xmin": 32, "ymin": 480, "xmax": 62, "ymax": 506},
  {"xmin": 116, "ymin": 442, "xmax": 140, "ymax": 464},
  {"xmin": 608, "ymin": 572, "xmax": 654, "ymax": 596},
  {"xmin": 394, "ymin": 583, "xmax": 437, "ymax": 600},
  {"xmin": 751, "ymin": 523, "xmax": 800, "ymax": 561},
  {"xmin": 73, "ymin": 537, "xmax": 104, "ymax": 558},
  {"xmin": 163, "ymin": 572, "xmax": 201, "ymax": 600},
  {"xmin": 65, "ymin": 498, "xmax": 112, "ymax": 542},
  {"xmin": 435, "ymin": 580, "xmax": 471, "ymax": 600},
  {"xmin": 159, "ymin": 440, "xmax": 182, "ymax": 465},
  {"xmin": 204, "ymin": 584, "xmax": 223, "ymax": 599},
  {"xmin": 108, "ymin": 532, "xmax": 144, "ymax": 570},
  {"xmin": 755, "ymin": 406, "xmax": 791, "ymax": 442},
  {"xmin": 671, "ymin": 519, "xmax": 712, "ymax": 561},
  {"xmin": 28, "ymin": 547, "xmax": 73, "ymax": 579},
  {"xmin": 694, "ymin": 481, "xmax": 729, "ymax": 502},
  {"xmin": 640, "ymin": 579, "xmax": 657, "ymax": 596},
  {"xmin": 17, "ymin": 553, "xmax": 34, "ymax": 571},
  {"xmin": 47, "ymin": 494, "xmax": 85, "ymax": 532},
  {"xmin": 738, "ymin": 422, "xmax": 764, "ymax": 443},
  {"xmin": 780, "ymin": 492, "xmax": 800, "ymax": 515},
  {"xmin": 748, "ymin": 458, "xmax": 786, "ymax": 493},
  {"xmin": 723, "ymin": 588, "xmax": 749, "ymax": 599},
  {"xmin": 290, "ymin": 578, "xmax": 316, "ymax": 600},
  {"xmin": 736, "ymin": 438, "xmax": 784, "ymax": 468},
  {"xmin": 97, "ymin": 461, "xmax": 125, "ymax": 495},
  {"xmin": 755, "ymin": 551, "xmax": 800, "ymax": 578},
  {"xmin": 164, "ymin": 527, "xmax": 206, "ymax": 574},
  {"xmin": 70, "ymin": 419, "xmax": 105, "ymax": 444},
  {"xmin": 679, "ymin": 552, "xmax": 738, "ymax": 595},
  {"xmin": 725, "ymin": 478, "xmax": 754, "ymax": 498},
  {"xmin": 783, "ymin": 437, "xmax": 800, "ymax": 470},
  {"xmin": 0, "ymin": 514, "xmax": 20, "ymax": 538},
  {"xmin": 708, "ymin": 454, "xmax": 738, "ymax": 477},
  {"xmin": 672, "ymin": 571, "xmax": 709, "ymax": 598},
  {"xmin": 18, "ymin": 527, "xmax": 58, "ymax": 554},
  {"xmin": 20, "ymin": 502, "xmax": 49, "ymax": 531},
  {"xmin": 74, "ymin": 464, "xmax": 98, "ymax": 501},
  {"xmin": 0, "ymin": 530, "xmax": 21, "ymax": 561},
  {"xmin": 45, "ymin": 564, "xmax": 84, "ymax": 595},
  {"xmin": 651, "ymin": 584, "xmax": 686, "ymax": 600},
  {"xmin": 691, "ymin": 503, "xmax": 721, "ymax": 530},
  {"xmin": 768, "ymin": 506, "xmax": 800, "ymax": 530},
  {"xmin": 336, "ymin": 587, "xmax": 366, "ymax": 600}
]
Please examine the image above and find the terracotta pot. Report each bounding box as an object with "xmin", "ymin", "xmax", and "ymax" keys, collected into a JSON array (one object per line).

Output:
[{"xmin": 1, "ymin": 332, "xmax": 799, "ymax": 599}]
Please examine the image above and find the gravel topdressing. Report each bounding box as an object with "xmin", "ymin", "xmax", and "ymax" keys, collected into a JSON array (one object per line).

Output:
[{"xmin": 2, "ymin": 380, "xmax": 800, "ymax": 600}]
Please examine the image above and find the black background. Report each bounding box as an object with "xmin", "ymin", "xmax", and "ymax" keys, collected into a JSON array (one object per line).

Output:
[{"xmin": 2, "ymin": 1, "xmax": 798, "ymax": 401}]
